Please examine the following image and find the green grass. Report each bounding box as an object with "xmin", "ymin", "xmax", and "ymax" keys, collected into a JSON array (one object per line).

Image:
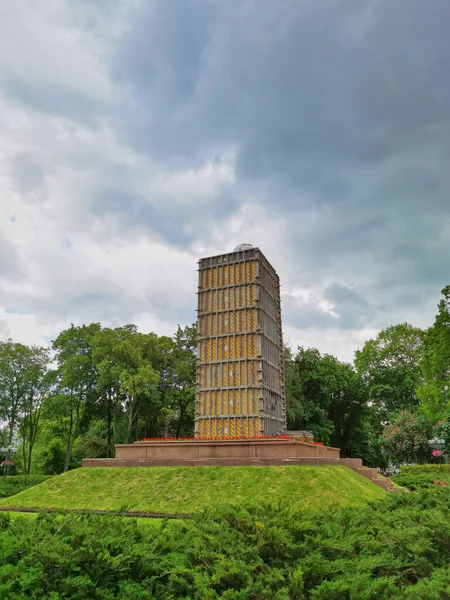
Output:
[{"xmin": 0, "ymin": 465, "xmax": 386, "ymax": 513}]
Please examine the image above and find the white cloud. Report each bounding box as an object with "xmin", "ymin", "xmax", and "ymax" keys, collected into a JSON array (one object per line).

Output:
[
  {"xmin": 283, "ymin": 323, "xmax": 380, "ymax": 364},
  {"xmin": 0, "ymin": 0, "xmax": 114, "ymax": 103}
]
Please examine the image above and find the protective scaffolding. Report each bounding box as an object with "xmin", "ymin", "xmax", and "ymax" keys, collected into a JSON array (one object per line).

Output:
[{"xmin": 195, "ymin": 246, "xmax": 286, "ymax": 438}]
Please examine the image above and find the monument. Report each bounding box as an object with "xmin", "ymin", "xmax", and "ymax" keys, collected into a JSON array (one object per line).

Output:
[
  {"xmin": 82, "ymin": 246, "xmax": 345, "ymax": 467},
  {"xmin": 195, "ymin": 244, "xmax": 286, "ymax": 439}
]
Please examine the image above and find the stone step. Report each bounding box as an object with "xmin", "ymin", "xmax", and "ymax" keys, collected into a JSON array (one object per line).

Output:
[
  {"xmin": 355, "ymin": 467, "xmax": 378, "ymax": 480},
  {"xmin": 371, "ymin": 477, "xmax": 394, "ymax": 491},
  {"xmin": 340, "ymin": 458, "xmax": 363, "ymax": 469}
]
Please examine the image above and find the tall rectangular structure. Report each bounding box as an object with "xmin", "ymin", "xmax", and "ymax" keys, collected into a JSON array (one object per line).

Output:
[{"xmin": 195, "ymin": 245, "xmax": 286, "ymax": 438}]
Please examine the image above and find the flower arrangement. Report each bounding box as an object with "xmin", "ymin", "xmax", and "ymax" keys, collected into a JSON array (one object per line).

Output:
[{"xmin": 137, "ymin": 434, "xmax": 317, "ymax": 443}]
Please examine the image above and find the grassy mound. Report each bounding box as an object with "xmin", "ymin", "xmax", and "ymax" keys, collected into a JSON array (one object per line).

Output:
[{"xmin": 0, "ymin": 465, "xmax": 385, "ymax": 513}]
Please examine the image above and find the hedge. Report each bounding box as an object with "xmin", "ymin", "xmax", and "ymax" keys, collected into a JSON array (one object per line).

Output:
[
  {"xmin": 392, "ymin": 472, "xmax": 450, "ymax": 490},
  {"xmin": 0, "ymin": 476, "xmax": 51, "ymax": 498},
  {"xmin": 2, "ymin": 489, "xmax": 450, "ymax": 597},
  {"xmin": 400, "ymin": 464, "xmax": 450, "ymax": 475}
]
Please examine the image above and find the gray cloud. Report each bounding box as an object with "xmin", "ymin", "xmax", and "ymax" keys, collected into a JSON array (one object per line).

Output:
[
  {"xmin": 4, "ymin": 78, "xmax": 105, "ymax": 123},
  {"xmin": 10, "ymin": 152, "xmax": 48, "ymax": 194},
  {"xmin": 0, "ymin": 234, "xmax": 24, "ymax": 279},
  {"xmin": 283, "ymin": 282, "xmax": 374, "ymax": 332},
  {"xmin": 2, "ymin": 0, "xmax": 450, "ymax": 360},
  {"xmin": 110, "ymin": 0, "xmax": 450, "ymax": 286}
]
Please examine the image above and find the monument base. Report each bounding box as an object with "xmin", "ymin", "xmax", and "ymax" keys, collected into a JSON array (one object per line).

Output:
[
  {"xmin": 81, "ymin": 438, "xmax": 394, "ymax": 491},
  {"xmin": 82, "ymin": 438, "xmax": 341, "ymax": 468}
]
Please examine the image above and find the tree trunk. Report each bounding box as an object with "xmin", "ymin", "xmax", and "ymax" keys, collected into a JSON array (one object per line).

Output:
[
  {"xmin": 106, "ymin": 392, "xmax": 112, "ymax": 458},
  {"xmin": 8, "ymin": 412, "xmax": 16, "ymax": 452},
  {"xmin": 127, "ymin": 396, "xmax": 135, "ymax": 443},
  {"xmin": 63, "ymin": 409, "xmax": 75, "ymax": 473},
  {"xmin": 64, "ymin": 436, "xmax": 75, "ymax": 473}
]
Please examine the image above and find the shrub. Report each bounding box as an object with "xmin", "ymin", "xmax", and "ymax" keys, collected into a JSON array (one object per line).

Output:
[
  {"xmin": 0, "ymin": 476, "xmax": 50, "ymax": 498},
  {"xmin": 380, "ymin": 410, "xmax": 431, "ymax": 466},
  {"xmin": 2, "ymin": 490, "xmax": 450, "ymax": 597},
  {"xmin": 393, "ymin": 465, "xmax": 450, "ymax": 490},
  {"xmin": 392, "ymin": 473, "xmax": 450, "ymax": 490},
  {"xmin": 400, "ymin": 464, "xmax": 450, "ymax": 475}
]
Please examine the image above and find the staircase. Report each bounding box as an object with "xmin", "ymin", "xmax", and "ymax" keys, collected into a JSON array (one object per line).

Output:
[{"xmin": 341, "ymin": 458, "xmax": 395, "ymax": 492}]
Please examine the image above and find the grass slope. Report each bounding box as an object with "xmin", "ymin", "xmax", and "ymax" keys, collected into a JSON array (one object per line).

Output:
[{"xmin": 0, "ymin": 465, "xmax": 385, "ymax": 513}]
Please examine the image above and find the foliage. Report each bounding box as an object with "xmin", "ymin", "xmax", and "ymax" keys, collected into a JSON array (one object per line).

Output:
[
  {"xmin": 431, "ymin": 418, "xmax": 450, "ymax": 456},
  {"xmin": 0, "ymin": 341, "xmax": 52, "ymax": 474},
  {"xmin": 392, "ymin": 472, "xmax": 450, "ymax": 490},
  {"xmin": 2, "ymin": 489, "xmax": 450, "ymax": 598},
  {"xmin": 4, "ymin": 323, "xmax": 198, "ymax": 474},
  {"xmin": 400, "ymin": 464, "xmax": 450, "ymax": 475},
  {"xmin": 0, "ymin": 476, "xmax": 50, "ymax": 498},
  {"xmin": 0, "ymin": 465, "xmax": 385, "ymax": 513},
  {"xmin": 380, "ymin": 409, "xmax": 431, "ymax": 466},
  {"xmin": 355, "ymin": 323, "xmax": 424, "ymax": 422},
  {"xmin": 37, "ymin": 438, "xmax": 67, "ymax": 475},
  {"xmin": 285, "ymin": 346, "xmax": 367, "ymax": 455},
  {"xmin": 418, "ymin": 286, "xmax": 450, "ymax": 419}
]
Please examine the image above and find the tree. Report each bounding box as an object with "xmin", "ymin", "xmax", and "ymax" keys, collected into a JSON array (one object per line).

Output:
[
  {"xmin": 285, "ymin": 346, "xmax": 367, "ymax": 453},
  {"xmin": 326, "ymin": 361, "xmax": 368, "ymax": 457},
  {"xmin": 380, "ymin": 409, "xmax": 431, "ymax": 466},
  {"xmin": 355, "ymin": 323, "xmax": 424, "ymax": 423},
  {"xmin": 163, "ymin": 324, "xmax": 196, "ymax": 437},
  {"xmin": 0, "ymin": 340, "xmax": 34, "ymax": 450},
  {"xmin": 18, "ymin": 347, "xmax": 53, "ymax": 475},
  {"xmin": 0, "ymin": 340, "xmax": 51, "ymax": 472},
  {"xmin": 418, "ymin": 286, "xmax": 450, "ymax": 420},
  {"xmin": 52, "ymin": 323, "xmax": 100, "ymax": 472},
  {"xmin": 91, "ymin": 326, "xmax": 130, "ymax": 456},
  {"xmin": 285, "ymin": 346, "xmax": 334, "ymax": 443}
]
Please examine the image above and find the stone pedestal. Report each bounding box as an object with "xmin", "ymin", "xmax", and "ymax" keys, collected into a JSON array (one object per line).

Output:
[{"xmin": 82, "ymin": 438, "xmax": 341, "ymax": 468}]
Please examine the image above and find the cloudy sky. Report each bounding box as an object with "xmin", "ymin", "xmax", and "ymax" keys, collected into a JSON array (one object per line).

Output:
[{"xmin": 1, "ymin": 0, "xmax": 449, "ymax": 363}]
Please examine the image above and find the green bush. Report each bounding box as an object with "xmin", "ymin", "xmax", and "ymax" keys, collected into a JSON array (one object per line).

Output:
[
  {"xmin": 400, "ymin": 464, "xmax": 450, "ymax": 475},
  {"xmin": 0, "ymin": 476, "xmax": 50, "ymax": 498},
  {"xmin": 393, "ymin": 465, "xmax": 450, "ymax": 490},
  {"xmin": 2, "ymin": 490, "xmax": 450, "ymax": 597},
  {"xmin": 392, "ymin": 473, "xmax": 450, "ymax": 490}
]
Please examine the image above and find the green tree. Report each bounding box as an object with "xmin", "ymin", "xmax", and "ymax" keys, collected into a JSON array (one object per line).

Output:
[
  {"xmin": 380, "ymin": 409, "xmax": 431, "ymax": 466},
  {"xmin": 418, "ymin": 286, "xmax": 450, "ymax": 419},
  {"xmin": 0, "ymin": 340, "xmax": 35, "ymax": 450},
  {"xmin": 90, "ymin": 326, "xmax": 132, "ymax": 456},
  {"xmin": 18, "ymin": 347, "xmax": 53, "ymax": 475},
  {"xmin": 285, "ymin": 346, "xmax": 334, "ymax": 443},
  {"xmin": 163, "ymin": 324, "xmax": 196, "ymax": 437},
  {"xmin": 355, "ymin": 323, "xmax": 424, "ymax": 423},
  {"xmin": 106, "ymin": 327, "xmax": 162, "ymax": 443},
  {"xmin": 52, "ymin": 323, "xmax": 100, "ymax": 472},
  {"xmin": 0, "ymin": 340, "xmax": 51, "ymax": 473},
  {"xmin": 285, "ymin": 346, "xmax": 367, "ymax": 453}
]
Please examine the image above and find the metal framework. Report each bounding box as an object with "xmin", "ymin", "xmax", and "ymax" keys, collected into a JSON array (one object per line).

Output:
[{"xmin": 195, "ymin": 246, "xmax": 286, "ymax": 438}]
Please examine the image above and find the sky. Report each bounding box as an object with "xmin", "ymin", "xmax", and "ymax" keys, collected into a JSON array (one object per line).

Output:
[{"xmin": 1, "ymin": 0, "xmax": 449, "ymax": 363}]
